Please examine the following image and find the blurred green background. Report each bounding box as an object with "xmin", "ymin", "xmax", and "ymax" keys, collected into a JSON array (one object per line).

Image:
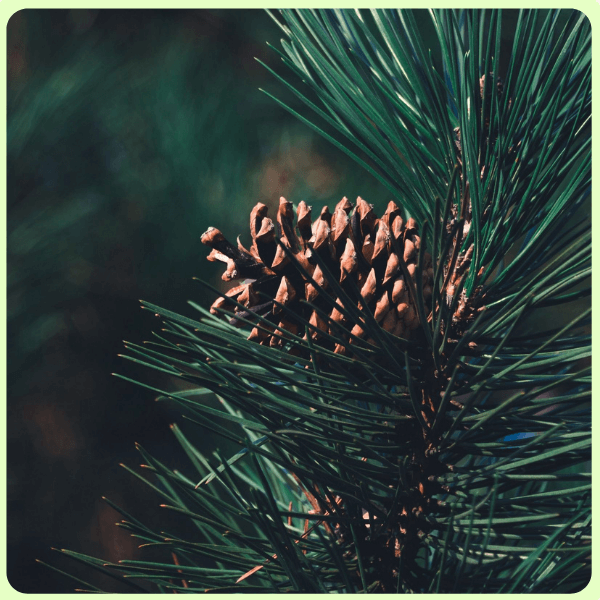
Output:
[{"xmin": 7, "ymin": 9, "xmax": 389, "ymax": 593}]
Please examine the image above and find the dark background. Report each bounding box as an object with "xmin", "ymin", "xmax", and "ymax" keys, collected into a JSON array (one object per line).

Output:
[{"xmin": 7, "ymin": 9, "xmax": 390, "ymax": 593}]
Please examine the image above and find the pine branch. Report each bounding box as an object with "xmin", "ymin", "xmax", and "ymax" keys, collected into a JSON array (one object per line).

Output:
[{"xmin": 48, "ymin": 8, "xmax": 590, "ymax": 594}]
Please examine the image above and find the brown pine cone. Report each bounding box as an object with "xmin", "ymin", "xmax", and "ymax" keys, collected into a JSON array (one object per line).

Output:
[{"xmin": 201, "ymin": 197, "xmax": 433, "ymax": 356}]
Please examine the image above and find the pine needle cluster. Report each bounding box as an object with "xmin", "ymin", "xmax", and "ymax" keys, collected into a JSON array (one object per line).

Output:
[{"xmin": 46, "ymin": 9, "xmax": 590, "ymax": 593}]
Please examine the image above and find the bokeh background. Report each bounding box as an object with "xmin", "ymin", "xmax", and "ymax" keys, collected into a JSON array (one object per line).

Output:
[{"xmin": 7, "ymin": 9, "xmax": 390, "ymax": 593}]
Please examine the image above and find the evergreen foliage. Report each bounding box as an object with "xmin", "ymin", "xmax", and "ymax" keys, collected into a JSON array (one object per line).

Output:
[{"xmin": 48, "ymin": 9, "xmax": 590, "ymax": 593}]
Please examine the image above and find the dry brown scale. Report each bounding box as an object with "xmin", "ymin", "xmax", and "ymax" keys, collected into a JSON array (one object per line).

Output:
[
  {"xmin": 201, "ymin": 196, "xmax": 435, "ymax": 358},
  {"xmin": 454, "ymin": 73, "xmax": 505, "ymax": 160}
]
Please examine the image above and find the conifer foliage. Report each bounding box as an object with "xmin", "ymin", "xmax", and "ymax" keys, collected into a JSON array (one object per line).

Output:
[{"xmin": 48, "ymin": 9, "xmax": 590, "ymax": 593}]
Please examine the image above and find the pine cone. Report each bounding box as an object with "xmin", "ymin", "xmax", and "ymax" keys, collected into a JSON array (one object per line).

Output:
[{"xmin": 201, "ymin": 197, "xmax": 433, "ymax": 357}]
